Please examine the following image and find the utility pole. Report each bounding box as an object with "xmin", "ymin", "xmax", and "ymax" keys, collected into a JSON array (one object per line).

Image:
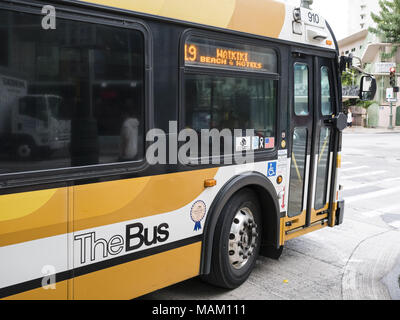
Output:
[{"xmin": 301, "ymin": 0, "xmax": 313, "ymax": 9}]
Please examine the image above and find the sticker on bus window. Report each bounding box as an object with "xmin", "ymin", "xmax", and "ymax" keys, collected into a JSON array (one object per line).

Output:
[
  {"xmin": 236, "ymin": 137, "xmax": 251, "ymax": 152},
  {"xmin": 252, "ymin": 136, "xmax": 260, "ymax": 150},
  {"xmin": 265, "ymin": 137, "xmax": 275, "ymax": 149}
]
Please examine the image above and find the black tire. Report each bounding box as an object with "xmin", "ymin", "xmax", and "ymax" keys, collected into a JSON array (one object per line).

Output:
[
  {"xmin": 15, "ymin": 141, "xmax": 37, "ymax": 160},
  {"xmin": 202, "ymin": 188, "xmax": 262, "ymax": 289}
]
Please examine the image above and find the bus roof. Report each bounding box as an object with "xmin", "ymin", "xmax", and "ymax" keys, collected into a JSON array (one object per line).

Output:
[{"xmin": 81, "ymin": 0, "xmax": 336, "ymax": 51}]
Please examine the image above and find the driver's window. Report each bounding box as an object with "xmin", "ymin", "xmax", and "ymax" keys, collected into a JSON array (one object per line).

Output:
[
  {"xmin": 294, "ymin": 63, "xmax": 309, "ymax": 116},
  {"xmin": 321, "ymin": 66, "xmax": 333, "ymax": 116}
]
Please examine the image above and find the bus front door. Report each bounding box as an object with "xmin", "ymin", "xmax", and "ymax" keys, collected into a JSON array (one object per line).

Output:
[{"xmin": 286, "ymin": 53, "xmax": 336, "ymax": 237}]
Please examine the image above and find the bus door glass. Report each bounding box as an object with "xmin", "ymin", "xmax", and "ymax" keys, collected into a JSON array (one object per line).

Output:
[
  {"xmin": 287, "ymin": 55, "xmax": 314, "ymax": 231},
  {"xmin": 287, "ymin": 54, "xmax": 336, "ymax": 232},
  {"xmin": 309, "ymin": 58, "xmax": 335, "ymax": 224}
]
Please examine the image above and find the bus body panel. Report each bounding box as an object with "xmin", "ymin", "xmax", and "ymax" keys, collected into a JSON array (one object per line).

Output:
[
  {"xmin": 0, "ymin": 0, "xmax": 343, "ymax": 300},
  {"xmin": 78, "ymin": 0, "xmax": 336, "ymax": 51},
  {"xmin": 0, "ymin": 161, "xmax": 289, "ymax": 299}
]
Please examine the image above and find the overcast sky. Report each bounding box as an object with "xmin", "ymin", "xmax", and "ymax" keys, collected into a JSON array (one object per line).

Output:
[{"xmin": 284, "ymin": 0, "xmax": 350, "ymax": 40}]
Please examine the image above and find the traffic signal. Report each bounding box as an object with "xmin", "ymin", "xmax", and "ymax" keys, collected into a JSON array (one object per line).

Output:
[{"xmin": 390, "ymin": 67, "xmax": 396, "ymax": 87}]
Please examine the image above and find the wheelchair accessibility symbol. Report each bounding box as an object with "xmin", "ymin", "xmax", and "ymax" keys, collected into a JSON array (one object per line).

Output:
[{"xmin": 267, "ymin": 162, "xmax": 277, "ymax": 177}]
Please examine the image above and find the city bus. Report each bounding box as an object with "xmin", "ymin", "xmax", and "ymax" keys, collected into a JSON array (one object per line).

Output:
[{"xmin": 0, "ymin": 0, "xmax": 374, "ymax": 300}]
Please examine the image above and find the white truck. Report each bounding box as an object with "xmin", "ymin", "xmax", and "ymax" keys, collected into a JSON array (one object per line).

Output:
[{"xmin": 0, "ymin": 73, "xmax": 70, "ymax": 159}]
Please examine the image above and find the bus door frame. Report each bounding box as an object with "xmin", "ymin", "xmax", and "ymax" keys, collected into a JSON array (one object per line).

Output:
[{"xmin": 286, "ymin": 49, "xmax": 337, "ymax": 234}]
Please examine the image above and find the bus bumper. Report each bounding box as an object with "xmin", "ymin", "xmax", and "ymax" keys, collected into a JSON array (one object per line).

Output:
[{"xmin": 335, "ymin": 200, "xmax": 345, "ymax": 226}]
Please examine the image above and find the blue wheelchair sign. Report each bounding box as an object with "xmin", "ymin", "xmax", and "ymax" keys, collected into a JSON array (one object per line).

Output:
[{"xmin": 267, "ymin": 162, "xmax": 277, "ymax": 177}]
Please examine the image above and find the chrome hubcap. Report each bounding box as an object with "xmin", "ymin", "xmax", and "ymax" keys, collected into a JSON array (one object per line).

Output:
[{"xmin": 228, "ymin": 207, "xmax": 259, "ymax": 270}]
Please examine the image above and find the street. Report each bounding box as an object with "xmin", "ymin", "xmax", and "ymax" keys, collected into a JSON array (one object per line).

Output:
[{"xmin": 141, "ymin": 129, "xmax": 400, "ymax": 300}]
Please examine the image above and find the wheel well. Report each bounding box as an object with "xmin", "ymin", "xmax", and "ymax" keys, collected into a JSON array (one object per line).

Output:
[
  {"xmin": 200, "ymin": 172, "xmax": 281, "ymax": 275},
  {"xmin": 247, "ymin": 185, "xmax": 279, "ymax": 249}
]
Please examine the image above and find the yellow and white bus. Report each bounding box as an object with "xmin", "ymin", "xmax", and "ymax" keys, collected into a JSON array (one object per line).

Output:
[{"xmin": 0, "ymin": 0, "xmax": 374, "ymax": 300}]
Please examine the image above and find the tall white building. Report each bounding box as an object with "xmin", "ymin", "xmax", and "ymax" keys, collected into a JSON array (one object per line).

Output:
[{"xmin": 347, "ymin": 0, "xmax": 381, "ymax": 36}]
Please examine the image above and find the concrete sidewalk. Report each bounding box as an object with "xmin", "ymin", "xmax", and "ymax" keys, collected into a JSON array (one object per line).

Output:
[{"xmin": 343, "ymin": 126, "xmax": 400, "ymax": 134}]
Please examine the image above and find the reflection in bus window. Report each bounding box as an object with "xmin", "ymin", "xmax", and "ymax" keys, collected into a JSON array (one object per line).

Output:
[
  {"xmin": 321, "ymin": 66, "xmax": 333, "ymax": 115},
  {"xmin": 314, "ymin": 127, "xmax": 331, "ymax": 210},
  {"xmin": 0, "ymin": 10, "xmax": 144, "ymax": 174},
  {"xmin": 294, "ymin": 63, "xmax": 309, "ymax": 116},
  {"xmin": 288, "ymin": 127, "xmax": 308, "ymax": 217},
  {"xmin": 185, "ymin": 75, "xmax": 277, "ymax": 152}
]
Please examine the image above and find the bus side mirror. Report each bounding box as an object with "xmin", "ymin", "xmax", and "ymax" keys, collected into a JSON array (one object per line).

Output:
[
  {"xmin": 359, "ymin": 76, "xmax": 377, "ymax": 101},
  {"xmin": 334, "ymin": 113, "xmax": 347, "ymax": 132}
]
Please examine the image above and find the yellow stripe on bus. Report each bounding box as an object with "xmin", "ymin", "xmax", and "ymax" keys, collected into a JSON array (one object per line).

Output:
[
  {"xmin": 0, "ymin": 189, "xmax": 68, "ymax": 247},
  {"xmin": 81, "ymin": 0, "xmax": 286, "ymax": 39},
  {"xmin": 73, "ymin": 242, "xmax": 202, "ymax": 300},
  {"xmin": 0, "ymin": 189, "xmax": 58, "ymax": 222},
  {"xmin": 0, "ymin": 168, "xmax": 218, "ymax": 247},
  {"xmin": 227, "ymin": 0, "xmax": 285, "ymax": 38}
]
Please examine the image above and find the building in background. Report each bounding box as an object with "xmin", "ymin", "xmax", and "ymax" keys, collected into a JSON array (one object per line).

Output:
[
  {"xmin": 347, "ymin": 0, "xmax": 380, "ymax": 35},
  {"xmin": 339, "ymin": 0, "xmax": 400, "ymax": 128}
]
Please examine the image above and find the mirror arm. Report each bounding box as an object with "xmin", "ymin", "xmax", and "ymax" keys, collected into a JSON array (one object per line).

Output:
[
  {"xmin": 349, "ymin": 56, "xmax": 374, "ymax": 77},
  {"xmin": 352, "ymin": 65, "xmax": 373, "ymax": 77}
]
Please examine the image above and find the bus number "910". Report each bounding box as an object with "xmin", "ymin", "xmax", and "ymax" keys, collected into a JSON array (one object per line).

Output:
[{"xmin": 308, "ymin": 12, "xmax": 320, "ymax": 25}]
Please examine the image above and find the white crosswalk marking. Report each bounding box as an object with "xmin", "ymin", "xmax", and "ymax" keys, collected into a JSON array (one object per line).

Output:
[
  {"xmin": 389, "ymin": 221, "xmax": 400, "ymax": 229},
  {"xmin": 341, "ymin": 166, "xmax": 368, "ymax": 173},
  {"xmin": 342, "ymin": 162, "xmax": 400, "ymax": 230},
  {"xmin": 346, "ymin": 186, "xmax": 400, "ymax": 204},
  {"xmin": 344, "ymin": 177, "xmax": 400, "ymax": 191},
  {"xmin": 341, "ymin": 170, "xmax": 387, "ymax": 180},
  {"xmin": 361, "ymin": 205, "xmax": 400, "ymax": 218}
]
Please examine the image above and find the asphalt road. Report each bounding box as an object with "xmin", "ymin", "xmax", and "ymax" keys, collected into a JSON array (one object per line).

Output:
[{"xmin": 141, "ymin": 130, "xmax": 400, "ymax": 300}]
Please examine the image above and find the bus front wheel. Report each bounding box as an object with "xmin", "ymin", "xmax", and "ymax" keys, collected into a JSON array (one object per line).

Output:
[{"xmin": 203, "ymin": 188, "xmax": 262, "ymax": 289}]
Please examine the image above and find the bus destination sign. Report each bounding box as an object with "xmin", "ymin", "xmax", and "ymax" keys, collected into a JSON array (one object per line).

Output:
[{"xmin": 184, "ymin": 37, "xmax": 277, "ymax": 74}]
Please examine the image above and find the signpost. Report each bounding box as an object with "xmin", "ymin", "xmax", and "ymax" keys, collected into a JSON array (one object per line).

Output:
[{"xmin": 388, "ymin": 67, "xmax": 397, "ymax": 129}]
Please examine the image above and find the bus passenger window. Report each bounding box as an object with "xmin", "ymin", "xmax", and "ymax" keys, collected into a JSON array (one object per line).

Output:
[
  {"xmin": 294, "ymin": 63, "xmax": 309, "ymax": 116},
  {"xmin": 321, "ymin": 66, "xmax": 333, "ymax": 116},
  {"xmin": 183, "ymin": 36, "xmax": 278, "ymax": 157},
  {"xmin": 0, "ymin": 9, "xmax": 145, "ymax": 175},
  {"xmin": 185, "ymin": 75, "xmax": 277, "ymax": 152}
]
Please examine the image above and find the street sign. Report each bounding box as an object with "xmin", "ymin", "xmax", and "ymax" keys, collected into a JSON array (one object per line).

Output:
[{"xmin": 375, "ymin": 62, "xmax": 396, "ymax": 74}]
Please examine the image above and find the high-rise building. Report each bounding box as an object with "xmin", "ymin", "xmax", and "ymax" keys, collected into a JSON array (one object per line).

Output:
[{"xmin": 347, "ymin": 0, "xmax": 381, "ymax": 36}]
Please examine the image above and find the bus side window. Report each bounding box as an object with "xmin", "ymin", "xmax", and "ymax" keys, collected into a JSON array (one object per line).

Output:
[
  {"xmin": 183, "ymin": 37, "xmax": 279, "ymax": 157},
  {"xmin": 0, "ymin": 9, "xmax": 146, "ymax": 174}
]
